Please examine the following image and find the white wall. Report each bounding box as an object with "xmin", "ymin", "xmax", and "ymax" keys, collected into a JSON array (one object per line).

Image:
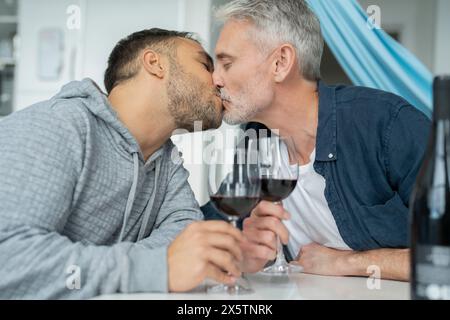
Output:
[
  {"xmin": 173, "ymin": 0, "xmax": 212, "ymax": 206},
  {"xmin": 358, "ymin": 0, "xmax": 450, "ymax": 75},
  {"xmin": 14, "ymin": 0, "xmax": 212, "ymax": 205},
  {"xmin": 434, "ymin": 0, "xmax": 450, "ymax": 74},
  {"xmin": 358, "ymin": 0, "xmax": 436, "ymax": 71},
  {"xmin": 14, "ymin": 0, "xmax": 212, "ymax": 102},
  {"xmin": 14, "ymin": 0, "xmax": 81, "ymax": 109},
  {"xmin": 81, "ymin": 0, "xmax": 181, "ymax": 88}
]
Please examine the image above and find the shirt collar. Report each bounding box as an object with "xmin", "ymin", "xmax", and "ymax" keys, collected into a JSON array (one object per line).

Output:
[
  {"xmin": 316, "ymin": 80, "xmax": 338, "ymax": 162},
  {"xmin": 245, "ymin": 81, "xmax": 338, "ymax": 162}
]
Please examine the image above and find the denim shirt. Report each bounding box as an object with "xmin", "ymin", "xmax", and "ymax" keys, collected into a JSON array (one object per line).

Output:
[{"xmin": 202, "ymin": 81, "xmax": 431, "ymax": 252}]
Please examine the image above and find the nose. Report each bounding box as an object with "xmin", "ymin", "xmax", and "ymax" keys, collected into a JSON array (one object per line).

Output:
[{"xmin": 212, "ymin": 69, "xmax": 224, "ymax": 89}]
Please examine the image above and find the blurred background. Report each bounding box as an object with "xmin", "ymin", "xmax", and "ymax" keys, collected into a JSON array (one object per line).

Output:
[{"xmin": 0, "ymin": 0, "xmax": 449, "ymax": 205}]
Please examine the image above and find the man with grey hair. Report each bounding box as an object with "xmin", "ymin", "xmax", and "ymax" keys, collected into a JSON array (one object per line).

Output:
[{"xmin": 204, "ymin": 0, "xmax": 430, "ymax": 281}]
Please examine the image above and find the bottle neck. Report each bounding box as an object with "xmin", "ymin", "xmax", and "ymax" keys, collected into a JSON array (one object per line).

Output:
[
  {"xmin": 434, "ymin": 105, "xmax": 450, "ymax": 121},
  {"xmin": 433, "ymin": 121, "xmax": 449, "ymax": 156},
  {"xmin": 433, "ymin": 76, "xmax": 450, "ymax": 121}
]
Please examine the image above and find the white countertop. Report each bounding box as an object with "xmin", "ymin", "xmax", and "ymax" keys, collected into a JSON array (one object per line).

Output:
[{"xmin": 93, "ymin": 273, "xmax": 410, "ymax": 300}]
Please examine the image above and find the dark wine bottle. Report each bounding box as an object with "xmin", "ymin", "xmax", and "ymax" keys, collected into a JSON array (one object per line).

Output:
[{"xmin": 410, "ymin": 76, "xmax": 450, "ymax": 300}]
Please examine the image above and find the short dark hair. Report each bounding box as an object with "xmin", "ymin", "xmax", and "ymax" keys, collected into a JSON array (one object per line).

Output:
[{"xmin": 104, "ymin": 28, "xmax": 199, "ymax": 94}]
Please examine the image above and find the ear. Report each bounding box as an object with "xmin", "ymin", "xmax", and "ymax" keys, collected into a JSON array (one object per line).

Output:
[
  {"xmin": 141, "ymin": 49, "xmax": 166, "ymax": 79},
  {"xmin": 273, "ymin": 44, "xmax": 297, "ymax": 83}
]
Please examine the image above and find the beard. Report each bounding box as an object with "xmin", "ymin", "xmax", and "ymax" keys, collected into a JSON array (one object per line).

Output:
[
  {"xmin": 167, "ymin": 64, "xmax": 223, "ymax": 132},
  {"xmin": 221, "ymin": 89, "xmax": 261, "ymax": 126},
  {"xmin": 221, "ymin": 73, "xmax": 270, "ymax": 126}
]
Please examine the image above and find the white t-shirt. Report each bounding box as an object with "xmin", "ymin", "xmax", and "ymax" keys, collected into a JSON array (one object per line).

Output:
[{"xmin": 280, "ymin": 145, "xmax": 352, "ymax": 259}]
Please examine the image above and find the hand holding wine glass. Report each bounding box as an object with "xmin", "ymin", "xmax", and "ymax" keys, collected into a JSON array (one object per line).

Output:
[
  {"xmin": 258, "ymin": 135, "xmax": 303, "ymax": 275},
  {"xmin": 167, "ymin": 221, "xmax": 244, "ymax": 292},
  {"xmin": 207, "ymin": 140, "xmax": 261, "ymax": 294},
  {"xmin": 240, "ymin": 200, "xmax": 292, "ymax": 273}
]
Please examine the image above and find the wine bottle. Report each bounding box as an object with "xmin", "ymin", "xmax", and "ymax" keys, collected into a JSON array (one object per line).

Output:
[{"xmin": 410, "ymin": 76, "xmax": 450, "ymax": 300}]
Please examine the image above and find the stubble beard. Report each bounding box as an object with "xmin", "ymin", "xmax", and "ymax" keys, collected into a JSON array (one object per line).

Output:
[
  {"xmin": 167, "ymin": 63, "xmax": 222, "ymax": 132},
  {"xmin": 221, "ymin": 74, "xmax": 269, "ymax": 126}
]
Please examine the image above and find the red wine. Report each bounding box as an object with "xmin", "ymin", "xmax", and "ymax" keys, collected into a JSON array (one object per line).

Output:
[
  {"xmin": 411, "ymin": 76, "xmax": 450, "ymax": 300},
  {"xmin": 260, "ymin": 177, "xmax": 297, "ymax": 202},
  {"xmin": 210, "ymin": 195, "xmax": 260, "ymax": 218}
]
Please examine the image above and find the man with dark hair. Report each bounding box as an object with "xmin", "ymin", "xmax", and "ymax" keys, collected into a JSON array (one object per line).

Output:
[{"xmin": 0, "ymin": 28, "xmax": 243, "ymax": 299}]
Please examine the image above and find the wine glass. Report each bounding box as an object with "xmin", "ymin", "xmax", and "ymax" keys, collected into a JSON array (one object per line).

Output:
[
  {"xmin": 207, "ymin": 139, "xmax": 260, "ymax": 294},
  {"xmin": 258, "ymin": 135, "xmax": 303, "ymax": 275}
]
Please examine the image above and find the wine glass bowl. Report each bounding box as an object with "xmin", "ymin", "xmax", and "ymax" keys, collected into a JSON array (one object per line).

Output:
[
  {"xmin": 260, "ymin": 178, "xmax": 297, "ymax": 202},
  {"xmin": 258, "ymin": 135, "xmax": 303, "ymax": 276}
]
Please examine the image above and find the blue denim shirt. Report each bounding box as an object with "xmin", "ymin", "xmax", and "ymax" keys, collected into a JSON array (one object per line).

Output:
[{"xmin": 202, "ymin": 81, "xmax": 431, "ymax": 252}]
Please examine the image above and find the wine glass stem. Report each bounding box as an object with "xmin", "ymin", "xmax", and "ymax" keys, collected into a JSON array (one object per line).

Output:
[
  {"xmin": 274, "ymin": 235, "xmax": 288, "ymax": 266},
  {"xmin": 229, "ymin": 217, "xmax": 239, "ymax": 229},
  {"xmin": 272, "ymin": 201, "xmax": 288, "ymax": 265},
  {"xmin": 226, "ymin": 216, "xmax": 251, "ymax": 292}
]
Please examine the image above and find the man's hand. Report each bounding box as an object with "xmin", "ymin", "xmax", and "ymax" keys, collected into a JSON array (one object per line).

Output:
[
  {"xmin": 296, "ymin": 243, "xmax": 352, "ymax": 276},
  {"xmin": 167, "ymin": 221, "xmax": 244, "ymax": 292},
  {"xmin": 240, "ymin": 201, "xmax": 291, "ymax": 273},
  {"xmin": 296, "ymin": 243, "xmax": 410, "ymax": 281}
]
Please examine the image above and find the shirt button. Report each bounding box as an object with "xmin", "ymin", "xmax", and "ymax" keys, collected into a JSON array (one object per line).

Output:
[{"xmin": 328, "ymin": 153, "xmax": 334, "ymax": 159}]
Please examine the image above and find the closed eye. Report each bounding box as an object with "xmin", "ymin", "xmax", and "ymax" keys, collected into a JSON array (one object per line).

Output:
[
  {"xmin": 202, "ymin": 63, "xmax": 212, "ymax": 72},
  {"xmin": 223, "ymin": 63, "xmax": 232, "ymax": 70}
]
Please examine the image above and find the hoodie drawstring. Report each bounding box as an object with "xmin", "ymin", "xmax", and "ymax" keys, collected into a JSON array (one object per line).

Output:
[
  {"xmin": 118, "ymin": 152, "xmax": 139, "ymax": 243},
  {"xmin": 137, "ymin": 156, "xmax": 162, "ymax": 241}
]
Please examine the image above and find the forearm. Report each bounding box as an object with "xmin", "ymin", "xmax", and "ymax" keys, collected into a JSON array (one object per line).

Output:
[
  {"xmin": 341, "ymin": 248, "xmax": 410, "ymax": 281},
  {"xmin": 0, "ymin": 226, "xmax": 169, "ymax": 298},
  {"xmin": 137, "ymin": 216, "xmax": 196, "ymax": 249}
]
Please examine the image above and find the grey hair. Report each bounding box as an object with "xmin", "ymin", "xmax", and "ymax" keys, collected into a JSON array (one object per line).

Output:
[{"xmin": 215, "ymin": 0, "xmax": 324, "ymax": 81}]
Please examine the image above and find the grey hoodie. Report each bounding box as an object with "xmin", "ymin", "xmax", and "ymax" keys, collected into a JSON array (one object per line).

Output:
[{"xmin": 0, "ymin": 78, "xmax": 203, "ymax": 299}]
